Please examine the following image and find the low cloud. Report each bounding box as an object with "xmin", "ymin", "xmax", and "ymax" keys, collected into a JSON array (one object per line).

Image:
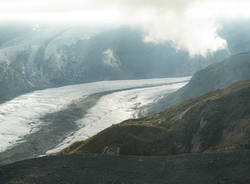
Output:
[
  {"xmin": 2, "ymin": 0, "xmax": 250, "ymax": 57},
  {"xmin": 108, "ymin": 0, "xmax": 228, "ymax": 57},
  {"xmin": 93, "ymin": 0, "xmax": 228, "ymax": 57},
  {"xmin": 103, "ymin": 49, "xmax": 121, "ymax": 69},
  {"xmin": 143, "ymin": 14, "xmax": 228, "ymax": 57}
]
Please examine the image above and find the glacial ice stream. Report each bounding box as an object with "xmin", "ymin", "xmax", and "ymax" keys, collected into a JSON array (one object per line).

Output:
[{"xmin": 0, "ymin": 77, "xmax": 190, "ymax": 153}]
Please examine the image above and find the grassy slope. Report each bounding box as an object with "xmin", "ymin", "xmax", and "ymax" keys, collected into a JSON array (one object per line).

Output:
[{"xmin": 60, "ymin": 80, "xmax": 250, "ymax": 156}]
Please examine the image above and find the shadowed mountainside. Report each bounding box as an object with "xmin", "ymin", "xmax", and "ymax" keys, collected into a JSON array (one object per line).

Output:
[{"xmin": 148, "ymin": 52, "xmax": 250, "ymax": 114}]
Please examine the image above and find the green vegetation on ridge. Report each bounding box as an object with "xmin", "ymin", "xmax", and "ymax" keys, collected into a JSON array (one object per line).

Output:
[{"xmin": 60, "ymin": 80, "xmax": 250, "ymax": 156}]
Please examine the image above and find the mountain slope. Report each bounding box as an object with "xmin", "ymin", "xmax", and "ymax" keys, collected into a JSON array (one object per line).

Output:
[
  {"xmin": 2, "ymin": 21, "xmax": 250, "ymax": 102},
  {"xmin": 0, "ymin": 24, "xmax": 226, "ymax": 102},
  {"xmin": 60, "ymin": 80, "xmax": 250, "ymax": 156},
  {"xmin": 0, "ymin": 63, "xmax": 32, "ymax": 102},
  {"xmin": 148, "ymin": 52, "xmax": 250, "ymax": 113}
]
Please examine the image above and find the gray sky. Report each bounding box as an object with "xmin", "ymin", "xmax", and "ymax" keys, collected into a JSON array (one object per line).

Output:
[{"xmin": 0, "ymin": 0, "xmax": 249, "ymax": 56}]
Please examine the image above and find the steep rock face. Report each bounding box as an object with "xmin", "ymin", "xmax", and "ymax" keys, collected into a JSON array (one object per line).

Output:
[
  {"xmin": 60, "ymin": 80, "xmax": 250, "ymax": 156},
  {"xmin": 0, "ymin": 63, "xmax": 32, "ymax": 101},
  {"xmin": 149, "ymin": 52, "xmax": 250, "ymax": 113}
]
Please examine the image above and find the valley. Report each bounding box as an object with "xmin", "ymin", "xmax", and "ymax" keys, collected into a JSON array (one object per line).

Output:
[
  {"xmin": 0, "ymin": 4, "xmax": 250, "ymax": 183},
  {"xmin": 0, "ymin": 77, "xmax": 189, "ymax": 165}
]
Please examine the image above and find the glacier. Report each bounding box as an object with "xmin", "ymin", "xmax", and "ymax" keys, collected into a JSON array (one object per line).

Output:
[
  {"xmin": 0, "ymin": 77, "xmax": 190, "ymax": 153},
  {"xmin": 47, "ymin": 82, "xmax": 188, "ymax": 154}
]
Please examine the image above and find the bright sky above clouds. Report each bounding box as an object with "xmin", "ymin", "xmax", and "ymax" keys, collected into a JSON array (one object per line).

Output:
[{"xmin": 0, "ymin": 0, "xmax": 249, "ymax": 56}]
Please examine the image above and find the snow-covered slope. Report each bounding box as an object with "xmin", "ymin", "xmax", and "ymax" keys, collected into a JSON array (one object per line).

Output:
[
  {"xmin": 0, "ymin": 26, "xmax": 94, "ymax": 64},
  {"xmin": 0, "ymin": 77, "xmax": 190, "ymax": 153}
]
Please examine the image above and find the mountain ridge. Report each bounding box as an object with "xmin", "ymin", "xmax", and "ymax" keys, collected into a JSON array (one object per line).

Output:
[
  {"xmin": 60, "ymin": 79, "xmax": 250, "ymax": 156},
  {"xmin": 147, "ymin": 51, "xmax": 250, "ymax": 114}
]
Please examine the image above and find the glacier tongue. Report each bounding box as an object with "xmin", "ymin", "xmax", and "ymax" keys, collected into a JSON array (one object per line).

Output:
[
  {"xmin": 46, "ymin": 82, "xmax": 188, "ymax": 154},
  {"xmin": 0, "ymin": 77, "xmax": 190, "ymax": 153}
]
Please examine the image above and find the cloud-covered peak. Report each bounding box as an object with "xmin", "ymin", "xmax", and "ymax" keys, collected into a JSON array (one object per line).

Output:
[{"xmin": 1, "ymin": 0, "xmax": 249, "ymax": 57}]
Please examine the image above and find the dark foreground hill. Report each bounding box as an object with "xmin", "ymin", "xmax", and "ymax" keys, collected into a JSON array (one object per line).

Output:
[
  {"xmin": 1, "ymin": 151, "xmax": 250, "ymax": 184},
  {"xmin": 148, "ymin": 52, "xmax": 250, "ymax": 113},
  {"xmin": 61, "ymin": 80, "xmax": 250, "ymax": 156}
]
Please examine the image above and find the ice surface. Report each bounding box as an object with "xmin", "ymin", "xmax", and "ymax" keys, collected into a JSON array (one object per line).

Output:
[
  {"xmin": 46, "ymin": 82, "xmax": 188, "ymax": 154},
  {"xmin": 0, "ymin": 77, "xmax": 190, "ymax": 152}
]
